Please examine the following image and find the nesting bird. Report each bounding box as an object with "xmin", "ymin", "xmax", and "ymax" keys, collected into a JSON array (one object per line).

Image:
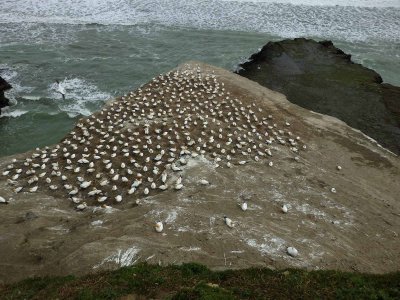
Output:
[
  {"xmin": 0, "ymin": 196, "xmax": 9, "ymax": 204},
  {"xmin": 239, "ymin": 202, "xmax": 248, "ymax": 211},
  {"xmin": 287, "ymin": 246, "xmax": 298, "ymax": 257},
  {"xmin": 155, "ymin": 221, "xmax": 164, "ymax": 233},
  {"xmin": 2, "ymin": 66, "xmax": 307, "ymax": 209},
  {"xmin": 224, "ymin": 216, "xmax": 235, "ymax": 228}
]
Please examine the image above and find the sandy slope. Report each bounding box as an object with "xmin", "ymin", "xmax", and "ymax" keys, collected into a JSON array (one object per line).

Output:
[{"xmin": 0, "ymin": 62, "xmax": 399, "ymax": 284}]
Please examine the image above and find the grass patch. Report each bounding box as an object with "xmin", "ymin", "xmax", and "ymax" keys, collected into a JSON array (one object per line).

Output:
[{"xmin": 0, "ymin": 263, "xmax": 399, "ymax": 299}]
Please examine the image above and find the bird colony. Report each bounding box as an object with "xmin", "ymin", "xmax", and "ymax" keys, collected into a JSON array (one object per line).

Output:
[{"xmin": 2, "ymin": 66, "xmax": 306, "ymax": 208}]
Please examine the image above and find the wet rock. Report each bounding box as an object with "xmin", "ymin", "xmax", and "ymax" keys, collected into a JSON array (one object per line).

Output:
[
  {"xmin": 237, "ymin": 38, "xmax": 400, "ymax": 154},
  {"xmin": 0, "ymin": 76, "xmax": 12, "ymax": 114}
]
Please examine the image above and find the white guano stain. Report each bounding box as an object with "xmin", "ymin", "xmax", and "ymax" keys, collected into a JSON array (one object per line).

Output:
[{"xmin": 93, "ymin": 246, "xmax": 140, "ymax": 269}]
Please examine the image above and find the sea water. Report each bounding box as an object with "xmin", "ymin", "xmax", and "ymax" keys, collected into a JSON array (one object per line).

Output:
[{"xmin": 0, "ymin": 0, "xmax": 399, "ymax": 157}]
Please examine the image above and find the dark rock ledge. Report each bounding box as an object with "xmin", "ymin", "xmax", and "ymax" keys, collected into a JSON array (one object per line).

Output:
[
  {"xmin": 237, "ymin": 38, "xmax": 400, "ymax": 155},
  {"xmin": 0, "ymin": 76, "xmax": 12, "ymax": 115}
]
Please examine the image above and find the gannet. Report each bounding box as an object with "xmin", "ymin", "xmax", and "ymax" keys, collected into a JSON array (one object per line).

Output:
[
  {"xmin": 29, "ymin": 186, "xmax": 38, "ymax": 192},
  {"xmin": 239, "ymin": 202, "xmax": 248, "ymax": 211},
  {"xmin": 155, "ymin": 221, "xmax": 163, "ymax": 232},
  {"xmin": 0, "ymin": 196, "xmax": 9, "ymax": 204},
  {"xmin": 224, "ymin": 216, "xmax": 234, "ymax": 228},
  {"xmin": 287, "ymin": 246, "xmax": 298, "ymax": 257},
  {"xmin": 76, "ymin": 202, "xmax": 87, "ymax": 211},
  {"xmin": 282, "ymin": 204, "xmax": 288, "ymax": 213},
  {"xmin": 55, "ymin": 80, "xmax": 66, "ymax": 100},
  {"xmin": 14, "ymin": 186, "xmax": 23, "ymax": 193}
]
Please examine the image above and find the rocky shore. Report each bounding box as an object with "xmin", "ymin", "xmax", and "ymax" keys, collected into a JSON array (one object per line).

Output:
[
  {"xmin": 0, "ymin": 76, "xmax": 11, "ymax": 115},
  {"xmin": 237, "ymin": 38, "xmax": 400, "ymax": 155},
  {"xmin": 0, "ymin": 62, "xmax": 399, "ymax": 284}
]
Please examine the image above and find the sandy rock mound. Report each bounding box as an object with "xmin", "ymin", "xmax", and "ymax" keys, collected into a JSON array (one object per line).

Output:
[{"xmin": 0, "ymin": 62, "xmax": 399, "ymax": 284}]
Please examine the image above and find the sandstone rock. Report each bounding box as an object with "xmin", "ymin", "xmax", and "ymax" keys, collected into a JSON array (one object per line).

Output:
[{"xmin": 0, "ymin": 62, "xmax": 399, "ymax": 284}]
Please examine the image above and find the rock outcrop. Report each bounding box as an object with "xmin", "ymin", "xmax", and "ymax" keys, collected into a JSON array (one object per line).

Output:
[
  {"xmin": 0, "ymin": 76, "xmax": 11, "ymax": 114},
  {"xmin": 0, "ymin": 62, "xmax": 399, "ymax": 284},
  {"xmin": 237, "ymin": 38, "xmax": 400, "ymax": 155}
]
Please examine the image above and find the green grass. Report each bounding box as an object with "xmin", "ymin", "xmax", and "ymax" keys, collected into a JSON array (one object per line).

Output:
[{"xmin": 0, "ymin": 263, "xmax": 399, "ymax": 299}]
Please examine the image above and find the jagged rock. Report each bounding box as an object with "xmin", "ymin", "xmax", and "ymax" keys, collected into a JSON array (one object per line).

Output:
[
  {"xmin": 0, "ymin": 76, "xmax": 12, "ymax": 114},
  {"xmin": 237, "ymin": 38, "xmax": 400, "ymax": 155}
]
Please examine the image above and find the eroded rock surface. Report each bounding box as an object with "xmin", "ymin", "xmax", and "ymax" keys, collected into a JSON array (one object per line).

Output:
[
  {"xmin": 0, "ymin": 62, "xmax": 399, "ymax": 284},
  {"xmin": 237, "ymin": 38, "xmax": 400, "ymax": 155},
  {"xmin": 0, "ymin": 76, "xmax": 11, "ymax": 115}
]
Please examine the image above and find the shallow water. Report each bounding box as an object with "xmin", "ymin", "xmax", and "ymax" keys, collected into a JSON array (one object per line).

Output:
[{"xmin": 1, "ymin": 0, "xmax": 399, "ymax": 157}]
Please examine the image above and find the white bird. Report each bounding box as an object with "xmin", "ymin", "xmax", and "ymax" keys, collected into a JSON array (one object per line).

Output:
[
  {"xmin": 0, "ymin": 196, "xmax": 9, "ymax": 204},
  {"xmin": 171, "ymin": 163, "xmax": 181, "ymax": 171},
  {"xmin": 55, "ymin": 79, "xmax": 66, "ymax": 100},
  {"xmin": 175, "ymin": 183, "xmax": 183, "ymax": 190},
  {"xmin": 155, "ymin": 221, "xmax": 163, "ymax": 232},
  {"xmin": 199, "ymin": 179, "xmax": 209, "ymax": 185},
  {"xmin": 287, "ymin": 246, "xmax": 298, "ymax": 257},
  {"xmin": 132, "ymin": 179, "xmax": 142, "ymax": 188},
  {"xmin": 282, "ymin": 204, "xmax": 288, "ymax": 213},
  {"xmin": 76, "ymin": 202, "xmax": 87, "ymax": 211},
  {"xmin": 85, "ymin": 188, "xmax": 96, "ymax": 196},
  {"xmin": 239, "ymin": 202, "xmax": 248, "ymax": 211},
  {"xmin": 144, "ymin": 187, "xmax": 149, "ymax": 195},
  {"xmin": 98, "ymin": 196, "xmax": 107, "ymax": 203},
  {"xmin": 330, "ymin": 187, "xmax": 337, "ymax": 193},
  {"xmin": 71, "ymin": 197, "xmax": 81, "ymax": 204},
  {"xmin": 29, "ymin": 186, "xmax": 38, "ymax": 193},
  {"xmin": 100, "ymin": 179, "xmax": 109, "ymax": 186},
  {"xmin": 14, "ymin": 186, "xmax": 23, "ymax": 193},
  {"xmin": 337, "ymin": 165, "xmax": 342, "ymax": 170},
  {"xmin": 161, "ymin": 172, "xmax": 167, "ymax": 183},
  {"xmin": 115, "ymin": 195, "xmax": 122, "ymax": 202},
  {"xmin": 224, "ymin": 216, "xmax": 235, "ymax": 228},
  {"xmin": 80, "ymin": 181, "xmax": 91, "ymax": 189},
  {"xmin": 69, "ymin": 188, "xmax": 78, "ymax": 195},
  {"xmin": 159, "ymin": 184, "xmax": 168, "ymax": 191}
]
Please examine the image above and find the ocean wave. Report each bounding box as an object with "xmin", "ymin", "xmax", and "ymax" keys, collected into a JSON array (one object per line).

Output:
[
  {"xmin": 0, "ymin": 108, "xmax": 28, "ymax": 118},
  {"xmin": 0, "ymin": 64, "xmax": 35, "ymax": 104},
  {"xmin": 48, "ymin": 77, "xmax": 112, "ymax": 102},
  {"xmin": 47, "ymin": 77, "xmax": 112, "ymax": 117},
  {"xmin": 0, "ymin": 0, "xmax": 399, "ymax": 42},
  {"xmin": 220, "ymin": 0, "xmax": 400, "ymax": 7}
]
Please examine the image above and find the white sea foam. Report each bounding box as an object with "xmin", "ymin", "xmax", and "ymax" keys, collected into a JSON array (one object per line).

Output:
[
  {"xmin": 220, "ymin": 0, "xmax": 400, "ymax": 7},
  {"xmin": 0, "ymin": 65, "xmax": 36, "ymax": 108},
  {"xmin": 48, "ymin": 77, "xmax": 111, "ymax": 102},
  {"xmin": 0, "ymin": 0, "xmax": 399, "ymax": 42},
  {"xmin": 48, "ymin": 77, "xmax": 112, "ymax": 117},
  {"xmin": 0, "ymin": 108, "xmax": 28, "ymax": 118}
]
